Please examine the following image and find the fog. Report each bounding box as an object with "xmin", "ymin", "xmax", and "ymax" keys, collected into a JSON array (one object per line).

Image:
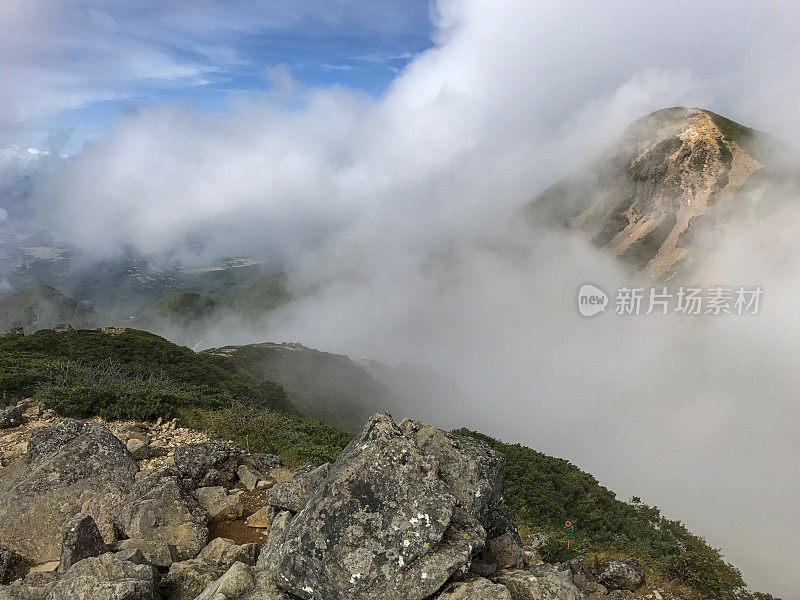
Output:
[{"xmin": 17, "ymin": 2, "xmax": 800, "ymax": 596}]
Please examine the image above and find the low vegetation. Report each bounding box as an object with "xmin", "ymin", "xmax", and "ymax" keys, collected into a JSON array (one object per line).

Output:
[
  {"xmin": 0, "ymin": 329, "xmax": 777, "ymax": 599},
  {"xmin": 454, "ymin": 428, "xmax": 776, "ymax": 600},
  {"xmin": 0, "ymin": 329, "xmax": 291, "ymax": 418}
]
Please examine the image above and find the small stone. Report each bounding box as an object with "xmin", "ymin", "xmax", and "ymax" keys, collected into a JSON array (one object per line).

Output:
[
  {"xmin": 115, "ymin": 538, "xmax": 180, "ymax": 568},
  {"xmin": 126, "ymin": 438, "xmax": 150, "ymax": 460},
  {"xmin": 0, "ymin": 405, "xmax": 23, "ymax": 429},
  {"xmin": 28, "ymin": 561, "xmax": 60, "ymax": 573},
  {"xmin": 244, "ymin": 506, "xmax": 272, "ymax": 529},
  {"xmin": 236, "ymin": 465, "xmax": 264, "ymax": 491},
  {"xmin": 23, "ymin": 405, "xmax": 42, "ymax": 419},
  {"xmin": 195, "ymin": 486, "xmax": 244, "ymax": 522},
  {"xmin": 255, "ymin": 475, "xmax": 275, "ymax": 490}
]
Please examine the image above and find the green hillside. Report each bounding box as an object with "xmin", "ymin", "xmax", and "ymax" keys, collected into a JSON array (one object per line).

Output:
[
  {"xmin": 0, "ymin": 328, "xmax": 291, "ymax": 419},
  {"xmin": 204, "ymin": 342, "xmax": 394, "ymax": 432}
]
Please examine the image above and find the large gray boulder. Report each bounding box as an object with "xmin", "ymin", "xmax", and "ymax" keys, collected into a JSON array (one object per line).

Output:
[
  {"xmin": 114, "ymin": 469, "xmax": 209, "ymax": 560},
  {"xmin": 159, "ymin": 538, "xmax": 258, "ymax": 600},
  {"xmin": 0, "ymin": 421, "xmax": 138, "ymax": 563},
  {"xmin": 490, "ymin": 566, "xmax": 582, "ymax": 600},
  {"xmin": 263, "ymin": 463, "xmax": 330, "ymax": 513},
  {"xmin": 57, "ymin": 514, "xmax": 106, "ymax": 573},
  {"xmin": 262, "ymin": 413, "xmax": 505, "ymax": 600},
  {"xmin": 398, "ymin": 419, "xmax": 505, "ymax": 526},
  {"xmin": 596, "ymin": 558, "xmax": 645, "ymax": 591},
  {"xmin": 436, "ymin": 577, "xmax": 513, "ymax": 599},
  {"xmin": 241, "ymin": 453, "xmax": 282, "ymax": 474},
  {"xmin": 47, "ymin": 552, "xmax": 157, "ymax": 600},
  {"xmin": 173, "ymin": 442, "xmax": 242, "ymax": 488},
  {"xmin": 195, "ymin": 487, "xmax": 244, "ymax": 522},
  {"xmin": 477, "ymin": 510, "xmax": 526, "ymax": 571}
]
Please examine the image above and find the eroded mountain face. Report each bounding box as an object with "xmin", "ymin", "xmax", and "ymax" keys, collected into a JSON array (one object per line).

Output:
[{"xmin": 529, "ymin": 107, "xmax": 800, "ymax": 280}]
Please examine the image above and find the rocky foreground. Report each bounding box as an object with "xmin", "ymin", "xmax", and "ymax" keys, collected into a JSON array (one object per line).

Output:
[{"xmin": 0, "ymin": 404, "xmax": 668, "ymax": 600}]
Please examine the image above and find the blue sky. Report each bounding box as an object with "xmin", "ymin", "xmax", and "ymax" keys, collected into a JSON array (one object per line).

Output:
[{"xmin": 0, "ymin": 1, "xmax": 435, "ymax": 153}]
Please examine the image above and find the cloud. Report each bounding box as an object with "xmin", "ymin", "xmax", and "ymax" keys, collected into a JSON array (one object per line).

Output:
[
  {"xmin": 0, "ymin": 1, "xmax": 430, "ymax": 145},
  {"xmin": 20, "ymin": 1, "xmax": 800, "ymax": 596}
]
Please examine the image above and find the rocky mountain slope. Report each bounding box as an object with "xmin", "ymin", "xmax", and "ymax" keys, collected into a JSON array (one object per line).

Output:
[
  {"xmin": 527, "ymin": 107, "xmax": 800, "ymax": 280},
  {"xmin": 0, "ymin": 328, "xmax": 779, "ymax": 600},
  {"xmin": 0, "ymin": 405, "xmax": 776, "ymax": 600}
]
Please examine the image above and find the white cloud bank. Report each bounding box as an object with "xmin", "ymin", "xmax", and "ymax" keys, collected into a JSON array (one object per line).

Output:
[{"xmin": 20, "ymin": 2, "xmax": 800, "ymax": 596}]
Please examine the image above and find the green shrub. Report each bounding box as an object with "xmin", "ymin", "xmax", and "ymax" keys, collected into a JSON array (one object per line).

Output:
[
  {"xmin": 0, "ymin": 329, "xmax": 292, "ymax": 413},
  {"xmin": 42, "ymin": 386, "xmax": 179, "ymax": 421},
  {"xmin": 180, "ymin": 404, "xmax": 353, "ymax": 469},
  {"xmin": 664, "ymin": 552, "xmax": 745, "ymax": 599},
  {"xmin": 541, "ymin": 538, "xmax": 585, "ymax": 563}
]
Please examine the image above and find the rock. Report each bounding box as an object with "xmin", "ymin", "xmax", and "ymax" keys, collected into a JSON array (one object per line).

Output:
[
  {"xmin": 241, "ymin": 453, "xmax": 282, "ymax": 474},
  {"xmin": 398, "ymin": 418, "xmax": 505, "ymax": 526},
  {"xmin": 125, "ymin": 439, "xmax": 150, "ymax": 461},
  {"xmin": 27, "ymin": 562, "xmax": 59, "ymax": 574},
  {"xmin": 174, "ymin": 441, "xmax": 242, "ymax": 488},
  {"xmin": 0, "ymin": 328, "xmax": 23, "ymax": 337},
  {"xmin": 114, "ymin": 539, "xmax": 179, "ymax": 568},
  {"xmin": 148, "ymin": 443, "xmax": 169, "ymax": 458},
  {"xmin": 114, "ymin": 549, "xmax": 148, "ymax": 565},
  {"xmin": 263, "ymin": 463, "xmax": 330, "ymax": 513},
  {"xmin": 195, "ymin": 487, "xmax": 244, "ymax": 522},
  {"xmin": 491, "ymin": 567, "xmax": 582, "ymax": 600},
  {"xmin": 23, "ymin": 406, "xmax": 41, "ymax": 420},
  {"xmin": 197, "ymin": 538, "xmax": 258, "ymax": 567},
  {"xmin": 114, "ymin": 468, "xmax": 209, "ymax": 560},
  {"xmin": 0, "ymin": 548, "xmax": 24, "ymax": 584},
  {"xmin": 47, "ymin": 552, "xmax": 158, "ymax": 600},
  {"xmin": 236, "ymin": 465, "xmax": 264, "ymax": 492},
  {"xmin": 52, "ymin": 324, "xmax": 74, "ymax": 334},
  {"xmin": 596, "ymin": 558, "xmax": 645, "ymax": 591},
  {"xmin": 100, "ymin": 327, "xmax": 127, "ymax": 335},
  {"xmin": 0, "ymin": 406, "xmax": 23, "ymax": 429},
  {"xmin": 437, "ymin": 577, "xmax": 513, "ymax": 599},
  {"xmin": 195, "ymin": 562, "xmax": 289, "ymax": 600},
  {"xmin": 522, "ymin": 532, "xmax": 549, "ymax": 552},
  {"xmin": 159, "ymin": 539, "xmax": 258, "ymax": 600},
  {"xmin": 255, "ymin": 511, "xmax": 292, "ymax": 571},
  {"xmin": 468, "ymin": 559, "xmax": 497, "ymax": 577},
  {"xmin": 479, "ymin": 510, "xmax": 526, "ymax": 570},
  {"xmin": 0, "ymin": 569, "xmax": 60, "ymax": 600},
  {"xmin": 58, "ymin": 514, "xmax": 106, "ymax": 573},
  {"xmin": 255, "ymin": 478, "xmax": 275, "ymax": 490},
  {"xmin": 572, "ymin": 571, "xmax": 608, "ymax": 596},
  {"xmin": 262, "ymin": 413, "xmax": 499, "ymax": 600},
  {"xmin": 0, "ymin": 421, "xmax": 138, "ymax": 563},
  {"xmin": 244, "ymin": 506, "xmax": 273, "ymax": 529}
]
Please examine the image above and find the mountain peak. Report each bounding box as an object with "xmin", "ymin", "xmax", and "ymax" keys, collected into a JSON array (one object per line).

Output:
[{"xmin": 529, "ymin": 107, "xmax": 800, "ymax": 279}]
